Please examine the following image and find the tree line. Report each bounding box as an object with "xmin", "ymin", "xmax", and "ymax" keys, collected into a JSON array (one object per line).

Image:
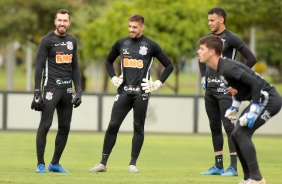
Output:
[{"xmin": 0, "ymin": 0, "xmax": 281, "ymax": 93}]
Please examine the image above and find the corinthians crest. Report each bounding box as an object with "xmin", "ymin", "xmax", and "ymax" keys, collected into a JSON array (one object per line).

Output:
[
  {"xmin": 45, "ymin": 92, "xmax": 53, "ymax": 100},
  {"xmin": 139, "ymin": 46, "xmax": 148, "ymax": 56},
  {"xmin": 66, "ymin": 41, "xmax": 73, "ymax": 50}
]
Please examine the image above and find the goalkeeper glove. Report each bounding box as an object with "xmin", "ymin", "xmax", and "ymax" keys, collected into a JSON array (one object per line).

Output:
[
  {"xmin": 220, "ymin": 83, "xmax": 229, "ymax": 93},
  {"xmin": 239, "ymin": 103, "xmax": 260, "ymax": 128},
  {"xmin": 31, "ymin": 89, "xmax": 44, "ymax": 111},
  {"xmin": 201, "ymin": 76, "xmax": 206, "ymax": 91},
  {"xmin": 225, "ymin": 98, "xmax": 241, "ymax": 124},
  {"xmin": 141, "ymin": 78, "xmax": 162, "ymax": 93},
  {"xmin": 72, "ymin": 88, "xmax": 82, "ymax": 108},
  {"xmin": 111, "ymin": 75, "xmax": 123, "ymax": 88}
]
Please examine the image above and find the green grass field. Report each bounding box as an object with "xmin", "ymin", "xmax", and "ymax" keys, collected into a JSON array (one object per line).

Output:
[{"xmin": 0, "ymin": 131, "xmax": 281, "ymax": 184}]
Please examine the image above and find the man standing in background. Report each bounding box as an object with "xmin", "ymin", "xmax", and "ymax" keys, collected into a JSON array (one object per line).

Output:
[
  {"xmin": 31, "ymin": 9, "xmax": 82, "ymax": 173},
  {"xmin": 199, "ymin": 7, "xmax": 257, "ymax": 176}
]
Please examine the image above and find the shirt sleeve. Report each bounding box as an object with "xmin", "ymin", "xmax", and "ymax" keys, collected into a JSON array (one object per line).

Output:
[
  {"xmin": 71, "ymin": 38, "xmax": 81, "ymax": 90},
  {"xmin": 153, "ymin": 42, "xmax": 174, "ymax": 83},
  {"xmin": 222, "ymin": 61, "xmax": 262, "ymax": 104},
  {"xmin": 229, "ymin": 32, "xmax": 257, "ymax": 68},
  {"xmin": 237, "ymin": 72, "xmax": 262, "ymax": 103},
  {"xmin": 105, "ymin": 41, "xmax": 120, "ymax": 78},
  {"xmin": 238, "ymin": 45, "xmax": 257, "ymax": 68},
  {"xmin": 34, "ymin": 37, "xmax": 48, "ymax": 90}
]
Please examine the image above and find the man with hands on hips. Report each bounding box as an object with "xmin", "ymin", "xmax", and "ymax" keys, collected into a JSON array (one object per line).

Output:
[
  {"xmin": 89, "ymin": 14, "xmax": 173, "ymax": 173},
  {"xmin": 198, "ymin": 35, "xmax": 281, "ymax": 184}
]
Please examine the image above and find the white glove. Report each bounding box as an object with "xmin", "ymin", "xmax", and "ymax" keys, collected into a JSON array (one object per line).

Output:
[
  {"xmin": 111, "ymin": 75, "xmax": 123, "ymax": 88},
  {"xmin": 239, "ymin": 103, "xmax": 260, "ymax": 128},
  {"xmin": 141, "ymin": 78, "xmax": 162, "ymax": 93},
  {"xmin": 225, "ymin": 98, "xmax": 241, "ymax": 124}
]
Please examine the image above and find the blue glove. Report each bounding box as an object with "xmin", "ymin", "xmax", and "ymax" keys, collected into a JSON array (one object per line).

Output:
[
  {"xmin": 239, "ymin": 103, "xmax": 260, "ymax": 128},
  {"xmin": 225, "ymin": 98, "xmax": 241, "ymax": 124},
  {"xmin": 201, "ymin": 77, "xmax": 206, "ymax": 91},
  {"xmin": 220, "ymin": 83, "xmax": 229, "ymax": 93}
]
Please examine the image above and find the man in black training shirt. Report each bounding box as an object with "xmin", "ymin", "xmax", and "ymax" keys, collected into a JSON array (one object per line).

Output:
[
  {"xmin": 31, "ymin": 9, "xmax": 82, "ymax": 173},
  {"xmin": 199, "ymin": 7, "xmax": 257, "ymax": 176},
  {"xmin": 198, "ymin": 34, "xmax": 281, "ymax": 184},
  {"xmin": 89, "ymin": 14, "xmax": 173, "ymax": 173}
]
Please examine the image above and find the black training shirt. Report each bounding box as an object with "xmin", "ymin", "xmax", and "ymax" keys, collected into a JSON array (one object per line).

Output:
[
  {"xmin": 105, "ymin": 35, "xmax": 173, "ymax": 93},
  {"xmin": 199, "ymin": 29, "xmax": 256, "ymax": 89},
  {"xmin": 217, "ymin": 58, "xmax": 272, "ymax": 103},
  {"xmin": 34, "ymin": 32, "xmax": 81, "ymax": 90}
]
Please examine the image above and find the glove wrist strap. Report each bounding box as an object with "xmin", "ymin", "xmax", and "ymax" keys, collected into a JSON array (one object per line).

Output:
[
  {"xmin": 232, "ymin": 98, "xmax": 241, "ymax": 108},
  {"xmin": 250, "ymin": 103, "xmax": 259, "ymax": 113},
  {"xmin": 155, "ymin": 80, "xmax": 162, "ymax": 87}
]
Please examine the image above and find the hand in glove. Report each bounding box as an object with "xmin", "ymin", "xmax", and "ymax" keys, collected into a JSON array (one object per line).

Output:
[
  {"xmin": 31, "ymin": 89, "xmax": 44, "ymax": 111},
  {"xmin": 201, "ymin": 76, "xmax": 206, "ymax": 91},
  {"xmin": 239, "ymin": 103, "xmax": 260, "ymax": 128},
  {"xmin": 225, "ymin": 98, "xmax": 241, "ymax": 124},
  {"xmin": 111, "ymin": 75, "xmax": 123, "ymax": 88},
  {"xmin": 72, "ymin": 88, "xmax": 82, "ymax": 108},
  {"xmin": 141, "ymin": 78, "xmax": 162, "ymax": 93},
  {"xmin": 220, "ymin": 83, "xmax": 229, "ymax": 93}
]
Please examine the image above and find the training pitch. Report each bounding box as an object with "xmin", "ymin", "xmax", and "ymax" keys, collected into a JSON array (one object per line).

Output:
[{"xmin": 0, "ymin": 131, "xmax": 281, "ymax": 184}]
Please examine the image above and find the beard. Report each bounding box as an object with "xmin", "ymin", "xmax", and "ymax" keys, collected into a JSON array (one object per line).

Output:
[
  {"xmin": 129, "ymin": 32, "xmax": 141, "ymax": 38},
  {"xmin": 56, "ymin": 26, "xmax": 68, "ymax": 36}
]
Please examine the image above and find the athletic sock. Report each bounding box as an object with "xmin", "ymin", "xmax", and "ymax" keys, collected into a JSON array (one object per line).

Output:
[
  {"xmin": 129, "ymin": 158, "xmax": 137, "ymax": 166},
  {"xmin": 250, "ymin": 168, "xmax": 263, "ymax": 181},
  {"xmin": 100, "ymin": 153, "xmax": 109, "ymax": 166},
  {"xmin": 215, "ymin": 155, "xmax": 223, "ymax": 169},
  {"xmin": 230, "ymin": 155, "xmax": 237, "ymax": 171},
  {"xmin": 51, "ymin": 151, "xmax": 62, "ymax": 165}
]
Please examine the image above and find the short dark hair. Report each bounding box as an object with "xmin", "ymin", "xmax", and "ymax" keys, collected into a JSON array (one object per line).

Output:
[
  {"xmin": 55, "ymin": 9, "xmax": 70, "ymax": 20},
  {"xmin": 199, "ymin": 35, "xmax": 223, "ymax": 56},
  {"xmin": 208, "ymin": 7, "xmax": 226, "ymax": 24},
  {"xmin": 128, "ymin": 14, "xmax": 144, "ymax": 24}
]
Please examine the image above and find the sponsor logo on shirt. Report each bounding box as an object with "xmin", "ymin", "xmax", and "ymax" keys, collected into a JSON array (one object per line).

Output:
[
  {"xmin": 56, "ymin": 78, "xmax": 72, "ymax": 85},
  {"xmin": 54, "ymin": 42, "xmax": 67, "ymax": 47},
  {"xmin": 217, "ymin": 87, "xmax": 229, "ymax": 94},
  {"xmin": 123, "ymin": 58, "xmax": 143, "ymax": 68},
  {"xmin": 54, "ymin": 41, "xmax": 73, "ymax": 51},
  {"xmin": 56, "ymin": 51, "xmax": 73, "ymax": 63},
  {"xmin": 123, "ymin": 48, "xmax": 129, "ymax": 54},
  {"xmin": 124, "ymin": 85, "xmax": 140, "ymax": 92},
  {"xmin": 207, "ymin": 77, "xmax": 222, "ymax": 84}
]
